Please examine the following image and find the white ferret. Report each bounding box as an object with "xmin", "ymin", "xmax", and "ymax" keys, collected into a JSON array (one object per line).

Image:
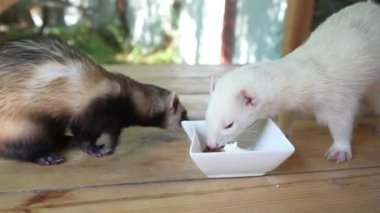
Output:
[{"xmin": 206, "ymin": 1, "xmax": 380, "ymax": 163}]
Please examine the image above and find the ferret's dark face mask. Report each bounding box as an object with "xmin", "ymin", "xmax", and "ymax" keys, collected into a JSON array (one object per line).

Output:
[{"xmin": 162, "ymin": 92, "xmax": 188, "ymax": 131}]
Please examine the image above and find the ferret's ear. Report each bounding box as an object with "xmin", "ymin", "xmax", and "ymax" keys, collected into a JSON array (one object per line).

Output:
[
  {"xmin": 209, "ymin": 76, "xmax": 216, "ymax": 94},
  {"xmin": 166, "ymin": 92, "xmax": 179, "ymax": 111},
  {"xmin": 239, "ymin": 89, "xmax": 256, "ymax": 107}
]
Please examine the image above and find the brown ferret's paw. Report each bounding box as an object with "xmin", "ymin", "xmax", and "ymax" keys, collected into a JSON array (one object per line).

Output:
[
  {"xmin": 81, "ymin": 144, "xmax": 114, "ymax": 157},
  {"xmin": 35, "ymin": 153, "xmax": 65, "ymax": 165}
]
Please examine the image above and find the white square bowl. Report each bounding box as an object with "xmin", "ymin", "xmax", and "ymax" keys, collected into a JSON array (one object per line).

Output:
[{"xmin": 181, "ymin": 119, "xmax": 295, "ymax": 178}]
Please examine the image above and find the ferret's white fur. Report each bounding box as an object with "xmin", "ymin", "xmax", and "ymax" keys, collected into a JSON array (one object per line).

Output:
[{"xmin": 206, "ymin": 1, "xmax": 380, "ymax": 163}]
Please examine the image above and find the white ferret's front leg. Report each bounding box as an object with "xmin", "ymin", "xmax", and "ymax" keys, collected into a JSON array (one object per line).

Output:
[
  {"xmin": 316, "ymin": 107, "xmax": 356, "ymax": 163},
  {"xmin": 324, "ymin": 119, "xmax": 353, "ymax": 163},
  {"xmin": 278, "ymin": 111, "xmax": 295, "ymax": 139}
]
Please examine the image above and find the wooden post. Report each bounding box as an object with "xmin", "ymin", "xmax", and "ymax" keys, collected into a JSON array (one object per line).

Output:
[
  {"xmin": 221, "ymin": 0, "xmax": 236, "ymax": 64},
  {"xmin": 116, "ymin": 0, "xmax": 130, "ymax": 37},
  {"xmin": 0, "ymin": 0, "xmax": 17, "ymax": 14},
  {"xmin": 282, "ymin": 0, "xmax": 315, "ymax": 55}
]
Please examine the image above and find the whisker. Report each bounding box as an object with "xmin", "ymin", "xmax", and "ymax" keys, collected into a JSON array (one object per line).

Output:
[
  {"xmin": 239, "ymin": 132, "xmax": 259, "ymax": 136},
  {"xmin": 237, "ymin": 131, "xmax": 260, "ymax": 138},
  {"xmin": 241, "ymin": 129, "xmax": 260, "ymax": 134},
  {"xmin": 241, "ymin": 128, "xmax": 260, "ymax": 135},
  {"xmin": 236, "ymin": 121, "xmax": 265, "ymax": 148},
  {"xmin": 247, "ymin": 120, "xmax": 260, "ymax": 128}
]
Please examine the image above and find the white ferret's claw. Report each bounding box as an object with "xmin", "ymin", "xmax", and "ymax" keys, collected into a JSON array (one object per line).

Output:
[{"xmin": 325, "ymin": 145, "xmax": 352, "ymax": 163}]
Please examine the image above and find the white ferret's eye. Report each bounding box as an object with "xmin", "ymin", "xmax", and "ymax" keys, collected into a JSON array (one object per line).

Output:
[{"xmin": 224, "ymin": 122, "xmax": 234, "ymax": 129}]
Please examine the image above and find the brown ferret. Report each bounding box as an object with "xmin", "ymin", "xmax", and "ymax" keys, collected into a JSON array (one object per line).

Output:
[{"xmin": 0, "ymin": 37, "xmax": 188, "ymax": 165}]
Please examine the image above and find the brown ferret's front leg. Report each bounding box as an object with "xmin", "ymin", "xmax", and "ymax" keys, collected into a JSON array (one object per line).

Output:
[
  {"xmin": 0, "ymin": 119, "xmax": 67, "ymax": 165},
  {"xmin": 104, "ymin": 128, "xmax": 122, "ymax": 154},
  {"xmin": 72, "ymin": 128, "xmax": 122, "ymax": 157},
  {"xmin": 72, "ymin": 133, "xmax": 110, "ymax": 157}
]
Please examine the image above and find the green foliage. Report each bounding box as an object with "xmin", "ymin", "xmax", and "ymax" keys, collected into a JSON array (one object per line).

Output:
[
  {"xmin": 48, "ymin": 21, "xmax": 118, "ymax": 63},
  {"xmin": 117, "ymin": 43, "xmax": 178, "ymax": 64},
  {"xmin": 1, "ymin": 15, "xmax": 178, "ymax": 64},
  {"xmin": 0, "ymin": 26, "xmax": 39, "ymax": 43},
  {"xmin": 1, "ymin": 21, "xmax": 118, "ymax": 63},
  {"xmin": 100, "ymin": 18, "xmax": 131, "ymax": 53}
]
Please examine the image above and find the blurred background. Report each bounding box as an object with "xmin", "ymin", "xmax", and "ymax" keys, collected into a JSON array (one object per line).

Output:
[{"xmin": 0, "ymin": 0, "xmax": 363, "ymax": 65}]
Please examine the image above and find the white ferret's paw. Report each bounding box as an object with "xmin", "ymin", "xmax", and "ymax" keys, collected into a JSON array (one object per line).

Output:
[{"xmin": 325, "ymin": 143, "xmax": 352, "ymax": 163}]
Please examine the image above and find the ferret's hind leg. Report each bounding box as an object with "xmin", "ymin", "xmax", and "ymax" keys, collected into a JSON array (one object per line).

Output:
[
  {"xmin": 34, "ymin": 153, "xmax": 65, "ymax": 165},
  {"xmin": 316, "ymin": 104, "xmax": 357, "ymax": 163},
  {"xmin": 2, "ymin": 137, "xmax": 64, "ymax": 165},
  {"xmin": 0, "ymin": 119, "xmax": 65, "ymax": 165}
]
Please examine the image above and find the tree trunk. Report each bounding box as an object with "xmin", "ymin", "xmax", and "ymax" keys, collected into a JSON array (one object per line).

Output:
[
  {"xmin": 221, "ymin": 0, "xmax": 236, "ymax": 64},
  {"xmin": 116, "ymin": 0, "xmax": 130, "ymax": 37}
]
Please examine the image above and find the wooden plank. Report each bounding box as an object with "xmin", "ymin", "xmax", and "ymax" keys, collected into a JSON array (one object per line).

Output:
[
  {"xmin": 282, "ymin": 0, "xmax": 315, "ymax": 55},
  {"xmin": 274, "ymin": 119, "xmax": 380, "ymax": 173},
  {"xmin": 0, "ymin": 120, "xmax": 379, "ymax": 193},
  {"xmin": 0, "ymin": 127, "xmax": 202, "ymax": 192},
  {"xmin": 179, "ymin": 94, "xmax": 209, "ymax": 111},
  {"xmin": 135, "ymin": 78, "xmax": 212, "ymax": 95},
  {"xmin": 186, "ymin": 110, "xmax": 206, "ymax": 120},
  {"xmin": 1, "ymin": 167, "xmax": 379, "ymax": 212},
  {"xmin": 103, "ymin": 65, "xmax": 237, "ymax": 95},
  {"xmin": 104, "ymin": 65, "xmax": 236, "ymax": 79}
]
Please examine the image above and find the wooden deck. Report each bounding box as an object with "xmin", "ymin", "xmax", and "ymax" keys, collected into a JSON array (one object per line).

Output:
[{"xmin": 0, "ymin": 65, "xmax": 379, "ymax": 212}]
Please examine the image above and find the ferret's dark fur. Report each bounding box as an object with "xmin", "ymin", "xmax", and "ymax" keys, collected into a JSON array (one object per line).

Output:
[{"xmin": 0, "ymin": 37, "xmax": 188, "ymax": 165}]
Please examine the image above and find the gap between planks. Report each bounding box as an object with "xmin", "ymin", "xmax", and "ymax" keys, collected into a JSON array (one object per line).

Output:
[
  {"xmin": 1, "ymin": 167, "xmax": 380, "ymax": 212},
  {"xmin": 1, "ymin": 165, "xmax": 379, "ymax": 196}
]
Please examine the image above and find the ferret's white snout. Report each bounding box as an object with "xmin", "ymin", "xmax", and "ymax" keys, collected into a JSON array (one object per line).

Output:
[{"xmin": 207, "ymin": 135, "xmax": 219, "ymax": 149}]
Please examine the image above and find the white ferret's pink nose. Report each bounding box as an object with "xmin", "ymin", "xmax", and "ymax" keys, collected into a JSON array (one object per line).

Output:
[{"xmin": 207, "ymin": 135, "xmax": 218, "ymax": 149}]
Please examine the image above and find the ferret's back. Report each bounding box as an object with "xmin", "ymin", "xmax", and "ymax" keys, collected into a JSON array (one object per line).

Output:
[
  {"xmin": 304, "ymin": 2, "xmax": 380, "ymax": 58},
  {"xmin": 0, "ymin": 38, "xmax": 118, "ymax": 118},
  {"xmin": 293, "ymin": 2, "xmax": 380, "ymax": 80},
  {"xmin": 0, "ymin": 38, "xmax": 86, "ymax": 68}
]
